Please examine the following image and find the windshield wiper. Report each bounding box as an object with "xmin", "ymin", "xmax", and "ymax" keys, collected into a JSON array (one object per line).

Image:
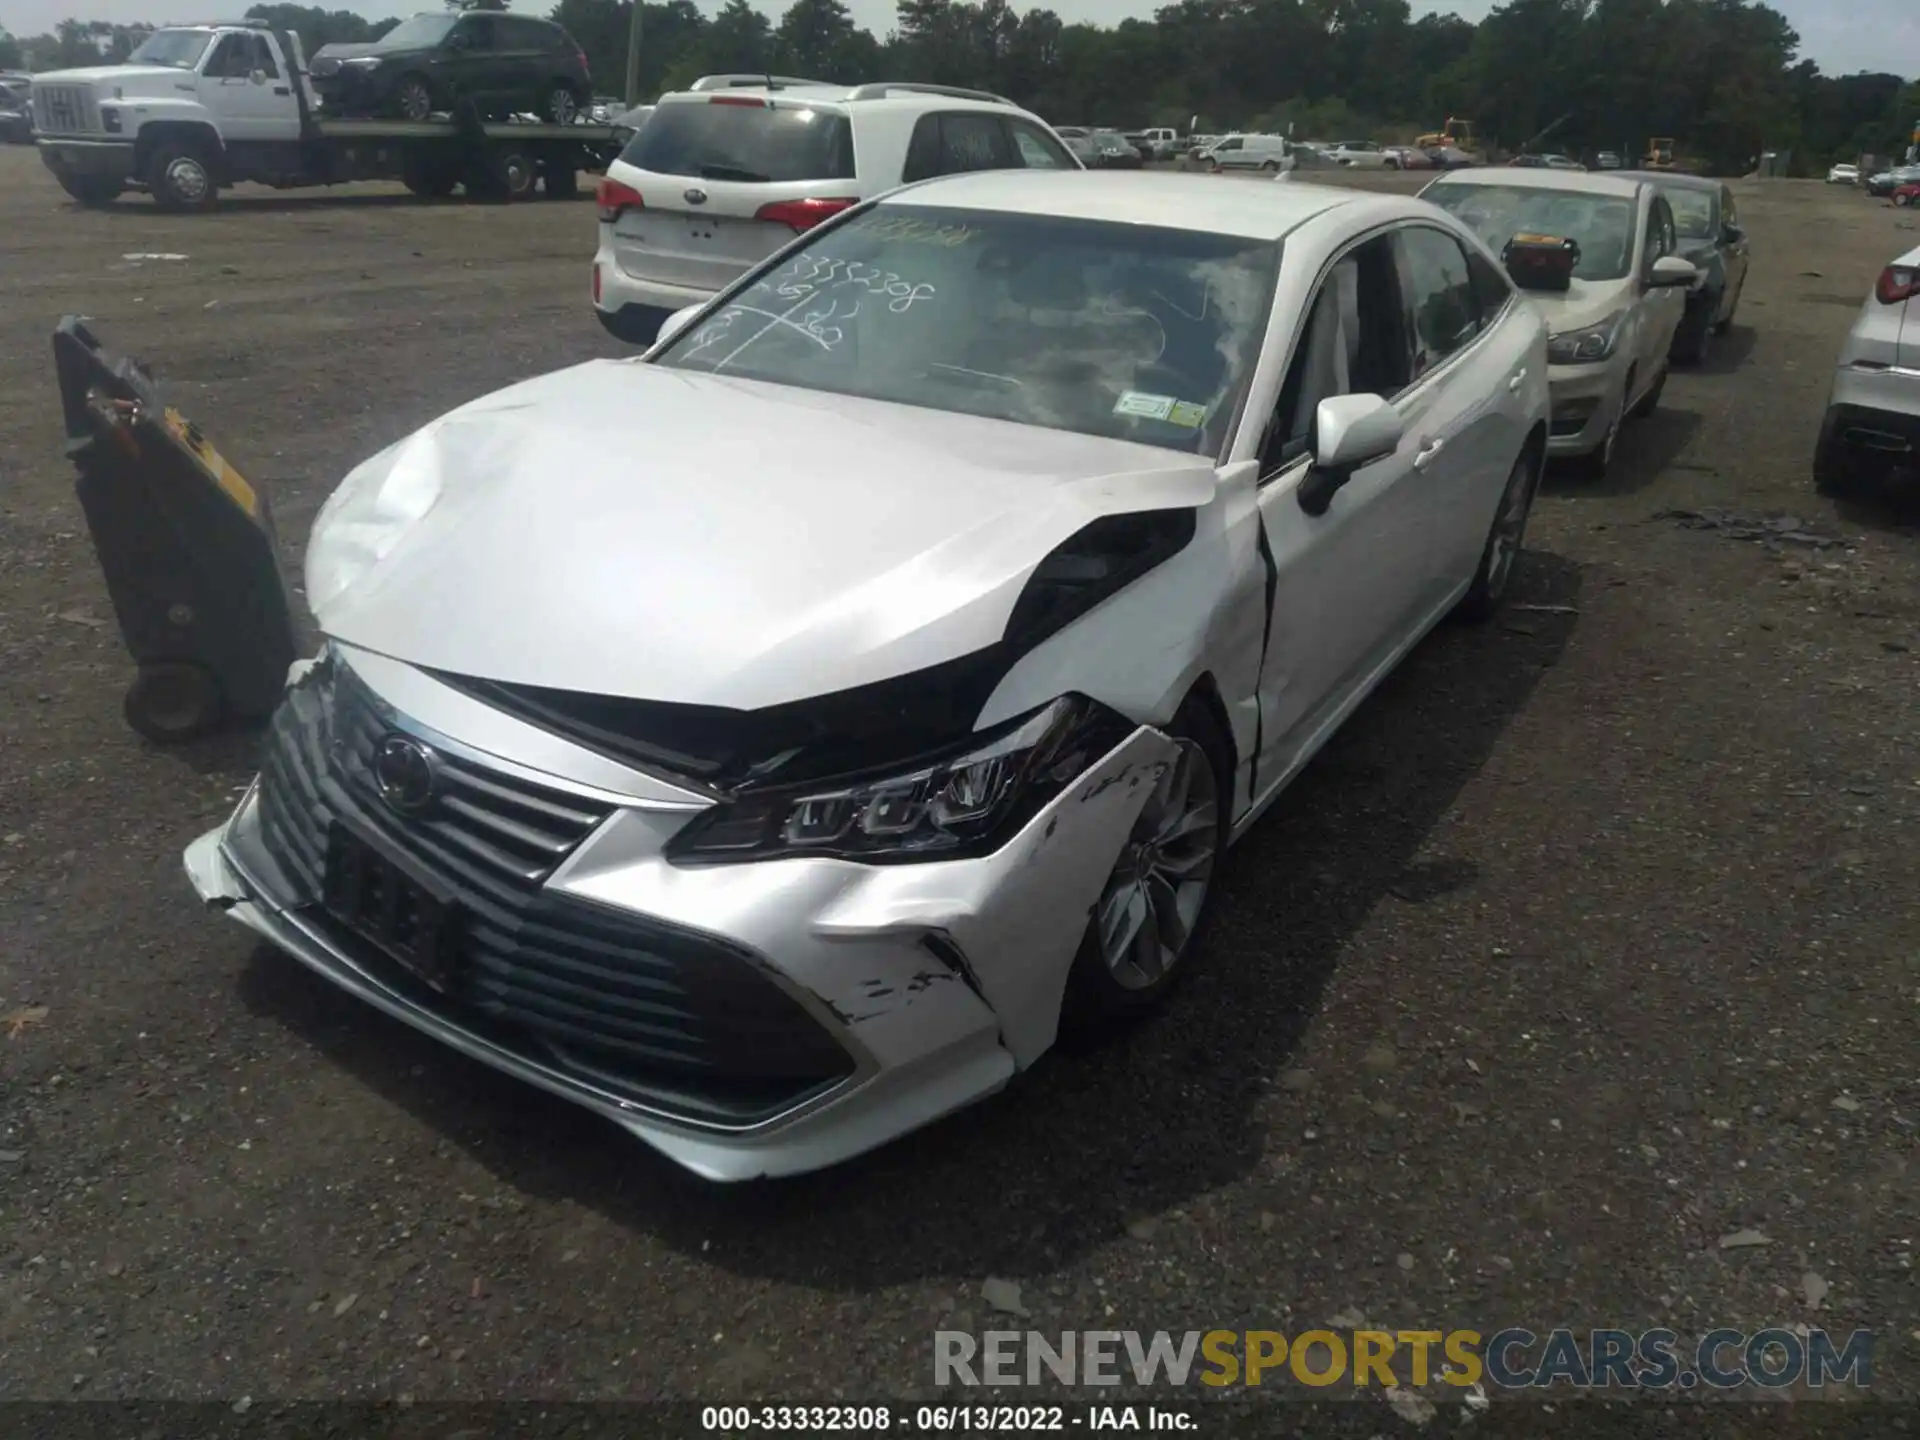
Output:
[{"xmin": 699, "ymin": 163, "xmax": 771, "ymax": 183}]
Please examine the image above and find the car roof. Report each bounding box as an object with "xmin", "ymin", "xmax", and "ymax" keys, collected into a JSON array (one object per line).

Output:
[
  {"xmin": 882, "ymin": 170, "xmax": 1384, "ymax": 239},
  {"xmin": 1428, "ymin": 167, "xmax": 1645, "ymax": 200},
  {"xmin": 1616, "ymin": 169, "xmax": 1718, "ymax": 192}
]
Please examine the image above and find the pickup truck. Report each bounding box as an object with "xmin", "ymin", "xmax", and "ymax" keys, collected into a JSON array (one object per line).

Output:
[{"xmin": 28, "ymin": 20, "xmax": 622, "ymax": 211}]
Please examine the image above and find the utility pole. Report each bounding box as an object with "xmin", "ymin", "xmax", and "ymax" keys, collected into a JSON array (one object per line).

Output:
[{"xmin": 625, "ymin": 0, "xmax": 643, "ymax": 107}]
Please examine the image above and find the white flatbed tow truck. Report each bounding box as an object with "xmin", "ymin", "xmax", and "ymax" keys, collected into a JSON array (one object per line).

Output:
[{"xmin": 29, "ymin": 19, "xmax": 622, "ymax": 211}]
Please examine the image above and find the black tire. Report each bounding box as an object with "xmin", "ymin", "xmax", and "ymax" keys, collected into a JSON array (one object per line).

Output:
[
  {"xmin": 539, "ymin": 83, "xmax": 580, "ymax": 125},
  {"xmin": 1456, "ymin": 446, "xmax": 1543, "ymax": 622},
  {"xmin": 125, "ymin": 662, "xmax": 223, "ymax": 744},
  {"xmin": 1813, "ymin": 415, "xmax": 1862, "ymax": 498},
  {"xmin": 466, "ymin": 148, "xmax": 535, "ymax": 203},
  {"xmin": 57, "ymin": 172, "xmax": 124, "ymax": 206},
  {"xmin": 596, "ymin": 305, "xmax": 664, "ymax": 345},
  {"xmin": 1573, "ymin": 373, "xmax": 1631, "ymax": 481},
  {"xmin": 1260, "ymin": 159, "xmax": 1279, "ymax": 172},
  {"xmin": 1714, "ymin": 279, "xmax": 1742, "ymax": 334},
  {"xmin": 1672, "ymin": 302, "xmax": 1715, "ymax": 366},
  {"xmin": 1630, "ymin": 362, "xmax": 1666, "ymax": 418},
  {"xmin": 543, "ymin": 160, "xmax": 579, "ymax": 199},
  {"xmin": 1061, "ymin": 698, "xmax": 1231, "ymax": 1031},
  {"xmin": 145, "ymin": 140, "xmax": 218, "ymax": 213},
  {"xmin": 393, "ymin": 75, "xmax": 434, "ymax": 122},
  {"xmin": 401, "ymin": 154, "xmax": 457, "ymax": 198}
]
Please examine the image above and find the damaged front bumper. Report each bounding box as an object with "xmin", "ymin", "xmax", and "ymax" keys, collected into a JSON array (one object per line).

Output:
[{"xmin": 183, "ymin": 651, "xmax": 1173, "ymax": 1181}]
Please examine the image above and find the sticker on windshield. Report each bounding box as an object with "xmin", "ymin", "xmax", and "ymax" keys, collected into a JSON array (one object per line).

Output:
[
  {"xmin": 1114, "ymin": 391, "xmax": 1176, "ymax": 420},
  {"xmin": 1167, "ymin": 400, "xmax": 1208, "ymax": 428}
]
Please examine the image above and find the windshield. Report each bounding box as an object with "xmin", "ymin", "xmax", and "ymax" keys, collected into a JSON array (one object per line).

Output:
[
  {"xmin": 656, "ymin": 205, "xmax": 1279, "ymax": 456},
  {"xmin": 1662, "ymin": 186, "xmax": 1716, "ymax": 239},
  {"xmin": 127, "ymin": 29, "xmax": 214, "ymax": 69},
  {"xmin": 376, "ymin": 15, "xmax": 458, "ymax": 48},
  {"xmin": 1424, "ymin": 182, "xmax": 1638, "ymax": 282}
]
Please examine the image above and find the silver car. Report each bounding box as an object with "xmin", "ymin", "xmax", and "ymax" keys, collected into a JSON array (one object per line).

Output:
[
  {"xmin": 187, "ymin": 172, "xmax": 1550, "ymax": 1181},
  {"xmin": 1814, "ymin": 244, "xmax": 1920, "ymax": 497},
  {"xmin": 1422, "ymin": 168, "xmax": 1699, "ymax": 478}
]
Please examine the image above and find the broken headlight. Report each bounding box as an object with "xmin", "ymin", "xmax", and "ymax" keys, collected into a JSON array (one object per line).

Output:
[{"xmin": 667, "ymin": 694, "xmax": 1135, "ymax": 865}]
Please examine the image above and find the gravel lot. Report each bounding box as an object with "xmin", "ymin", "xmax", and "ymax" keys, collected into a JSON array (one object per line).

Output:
[{"xmin": 1, "ymin": 149, "xmax": 1917, "ymax": 1425}]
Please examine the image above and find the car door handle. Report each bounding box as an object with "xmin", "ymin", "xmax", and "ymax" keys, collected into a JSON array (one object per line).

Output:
[
  {"xmin": 1413, "ymin": 437, "xmax": 1445, "ymax": 469},
  {"xmin": 1508, "ymin": 367, "xmax": 1527, "ymax": 392}
]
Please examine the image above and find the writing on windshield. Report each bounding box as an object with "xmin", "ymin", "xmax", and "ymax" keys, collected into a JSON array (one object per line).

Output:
[{"xmin": 656, "ymin": 205, "xmax": 1278, "ymax": 456}]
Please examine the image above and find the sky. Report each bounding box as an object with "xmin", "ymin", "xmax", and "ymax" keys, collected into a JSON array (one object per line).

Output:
[{"xmin": 2, "ymin": 0, "xmax": 1915, "ymax": 80}]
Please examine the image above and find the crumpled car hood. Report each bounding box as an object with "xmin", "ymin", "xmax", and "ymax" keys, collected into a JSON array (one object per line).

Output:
[{"xmin": 313, "ymin": 360, "xmax": 1217, "ymax": 711}]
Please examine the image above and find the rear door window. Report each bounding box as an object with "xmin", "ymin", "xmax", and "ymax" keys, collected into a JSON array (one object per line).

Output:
[
  {"xmin": 620, "ymin": 99, "xmax": 855, "ymax": 182},
  {"xmin": 902, "ymin": 112, "xmax": 1017, "ymax": 182},
  {"xmin": 1008, "ymin": 120, "xmax": 1073, "ymax": 169}
]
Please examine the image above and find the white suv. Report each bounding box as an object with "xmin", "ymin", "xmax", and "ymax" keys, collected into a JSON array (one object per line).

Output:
[
  {"xmin": 1814, "ymin": 245, "xmax": 1920, "ymax": 498},
  {"xmin": 591, "ymin": 75, "xmax": 1080, "ymax": 344}
]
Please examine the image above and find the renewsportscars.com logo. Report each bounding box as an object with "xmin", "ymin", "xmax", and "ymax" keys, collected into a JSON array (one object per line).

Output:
[{"xmin": 934, "ymin": 1328, "xmax": 1875, "ymax": 1391}]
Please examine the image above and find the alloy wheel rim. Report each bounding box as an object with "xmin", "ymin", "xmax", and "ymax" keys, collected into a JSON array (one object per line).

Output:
[
  {"xmin": 167, "ymin": 157, "xmax": 208, "ymax": 202},
  {"xmin": 401, "ymin": 83, "xmax": 431, "ymax": 120},
  {"xmin": 1095, "ymin": 739, "xmax": 1219, "ymax": 991},
  {"xmin": 1485, "ymin": 459, "xmax": 1536, "ymax": 594},
  {"xmin": 550, "ymin": 89, "xmax": 575, "ymax": 123}
]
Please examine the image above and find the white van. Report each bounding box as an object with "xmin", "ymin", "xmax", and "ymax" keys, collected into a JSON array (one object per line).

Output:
[{"xmin": 1202, "ymin": 133, "xmax": 1292, "ymax": 172}]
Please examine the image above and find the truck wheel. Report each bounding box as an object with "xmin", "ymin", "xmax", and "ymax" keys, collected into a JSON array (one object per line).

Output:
[
  {"xmin": 401, "ymin": 154, "xmax": 457, "ymax": 198},
  {"xmin": 57, "ymin": 172, "xmax": 124, "ymax": 207},
  {"xmin": 539, "ymin": 84, "xmax": 579, "ymax": 125},
  {"xmin": 394, "ymin": 76, "xmax": 434, "ymax": 122},
  {"xmin": 468, "ymin": 149, "xmax": 534, "ymax": 203},
  {"xmin": 125, "ymin": 662, "xmax": 224, "ymax": 744},
  {"xmin": 146, "ymin": 142, "xmax": 218, "ymax": 213}
]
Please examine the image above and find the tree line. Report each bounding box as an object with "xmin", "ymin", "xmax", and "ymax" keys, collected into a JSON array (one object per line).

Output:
[{"xmin": 4, "ymin": 0, "xmax": 1915, "ymax": 175}]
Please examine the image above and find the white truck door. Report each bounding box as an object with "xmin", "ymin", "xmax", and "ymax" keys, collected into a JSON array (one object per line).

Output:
[{"xmin": 199, "ymin": 32, "xmax": 300, "ymax": 142}]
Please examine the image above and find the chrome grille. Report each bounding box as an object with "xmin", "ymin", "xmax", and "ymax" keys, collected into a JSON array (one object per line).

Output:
[
  {"xmin": 33, "ymin": 84, "xmax": 98, "ymax": 136},
  {"xmin": 252, "ymin": 653, "xmax": 854, "ymax": 1125}
]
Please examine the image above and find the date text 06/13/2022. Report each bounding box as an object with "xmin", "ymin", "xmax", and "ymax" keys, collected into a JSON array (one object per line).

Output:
[{"xmin": 701, "ymin": 1404, "xmax": 1194, "ymax": 1431}]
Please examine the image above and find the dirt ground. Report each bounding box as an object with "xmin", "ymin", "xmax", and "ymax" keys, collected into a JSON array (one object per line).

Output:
[{"xmin": 2, "ymin": 150, "xmax": 1918, "ymax": 1422}]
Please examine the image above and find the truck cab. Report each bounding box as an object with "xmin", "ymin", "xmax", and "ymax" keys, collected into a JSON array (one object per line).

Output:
[{"xmin": 32, "ymin": 23, "xmax": 311, "ymax": 208}]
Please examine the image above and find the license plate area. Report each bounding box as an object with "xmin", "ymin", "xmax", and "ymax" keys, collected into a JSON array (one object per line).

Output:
[{"xmin": 322, "ymin": 826, "xmax": 461, "ymax": 991}]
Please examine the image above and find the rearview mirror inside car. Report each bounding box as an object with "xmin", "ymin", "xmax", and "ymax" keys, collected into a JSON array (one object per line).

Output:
[
  {"xmin": 1299, "ymin": 394, "xmax": 1403, "ymax": 516},
  {"xmin": 654, "ymin": 303, "xmax": 705, "ymax": 346},
  {"xmin": 1649, "ymin": 255, "xmax": 1699, "ymax": 287}
]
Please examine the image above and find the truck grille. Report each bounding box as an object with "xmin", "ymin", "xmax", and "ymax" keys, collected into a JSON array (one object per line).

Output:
[
  {"xmin": 253, "ymin": 653, "xmax": 855, "ymax": 1126},
  {"xmin": 33, "ymin": 84, "xmax": 97, "ymax": 136}
]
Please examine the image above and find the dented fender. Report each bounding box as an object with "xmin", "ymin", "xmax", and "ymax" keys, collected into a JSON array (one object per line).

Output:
[{"xmin": 809, "ymin": 724, "xmax": 1177, "ymax": 1065}]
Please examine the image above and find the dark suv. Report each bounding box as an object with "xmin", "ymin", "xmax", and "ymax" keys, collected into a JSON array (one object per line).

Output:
[{"xmin": 311, "ymin": 12, "xmax": 590, "ymax": 124}]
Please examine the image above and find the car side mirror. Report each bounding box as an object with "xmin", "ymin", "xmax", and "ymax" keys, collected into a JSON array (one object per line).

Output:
[
  {"xmin": 654, "ymin": 303, "xmax": 704, "ymax": 346},
  {"xmin": 250, "ymin": 68, "xmax": 267, "ymax": 85},
  {"xmin": 445, "ymin": 32, "xmax": 468, "ymax": 50},
  {"xmin": 1298, "ymin": 394, "xmax": 1403, "ymax": 517},
  {"xmin": 1649, "ymin": 255, "xmax": 1699, "ymax": 287},
  {"xmin": 1722, "ymin": 222, "xmax": 1744, "ymax": 244}
]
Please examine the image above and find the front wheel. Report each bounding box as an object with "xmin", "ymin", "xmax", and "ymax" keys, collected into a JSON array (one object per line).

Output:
[
  {"xmin": 1456, "ymin": 447, "xmax": 1542, "ymax": 621},
  {"xmin": 1574, "ymin": 375, "xmax": 1631, "ymax": 481},
  {"xmin": 145, "ymin": 142, "xmax": 218, "ymax": 213},
  {"xmin": 1062, "ymin": 701, "xmax": 1230, "ymax": 1030},
  {"xmin": 539, "ymin": 85, "xmax": 579, "ymax": 125},
  {"xmin": 1260, "ymin": 159, "xmax": 1278, "ymax": 172},
  {"xmin": 1673, "ymin": 302, "xmax": 1715, "ymax": 366},
  {"xmin": 57, "ymin": 172, "xmax": 124, "ymax": 207}
]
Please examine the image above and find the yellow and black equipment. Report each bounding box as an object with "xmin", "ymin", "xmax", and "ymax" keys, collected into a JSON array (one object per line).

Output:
[{"xmin": 53, "ymin": 317, "xmax": 297, "ymax": 744}]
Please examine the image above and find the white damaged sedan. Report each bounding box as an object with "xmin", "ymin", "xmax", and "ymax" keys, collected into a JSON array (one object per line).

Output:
[{"xmin": 186, "ymin": 171, "xmax": 1550, "ymax": 1180}]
